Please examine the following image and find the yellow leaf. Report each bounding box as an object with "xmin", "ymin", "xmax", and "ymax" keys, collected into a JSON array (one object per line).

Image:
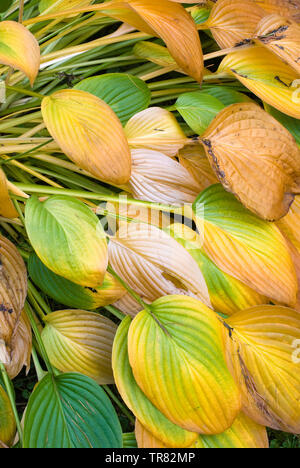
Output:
[
  {"xmin": 277, "ymin": 195, "xmax": 300, "ymax": 253},
  {"xmin": 129, "ymin": 148, "xmax": 202, "ymax": 204},
  {"xmin": 254, "ymin": 0, "xmax": 300, "ymax": 22},
  {"xmin": 255, "ymin": 14, "xmax": 300, "ymax": 75},
  {"xmin": 41, "ymin": 89, "xmax": 131, "ymax": 185},
  {"xmin": 42, "ymin": 310, "xmax": 117, "ymax": 384},
  {"xmin": 113, "ymin": 316, "xmax": 198, "ymax": 447},
  {"xmin": 0, "ymin": 236, "xmax": 27, "ymax": 365},
  {"xmin": 39, "ymin": 0, "xmax": 93, "ymax": 16},
  {"xmin": 128, "ymin": 295, "xmax": 241, "ymax": 433},
  {"xmin": 204, "ymin": 0, "xmax": 265, "ymax": 48},
  {"xmin": 6, "ymin": 310, "xmax": 32, "ymax": 380},
  {"xmin": 108, "ymin": 223, "xmax": 211, "ymax": 306},
  {"xmin": 178, "ymin": 144, "xmax": 218, "ymax": 192},
  {"xmin": 0, "ymin": 169, "xmax": 18, "ymax": 219},
  {"xmin": 0, "ymin": 386, "xmax": 16, "ymax": 447},
  {"xmin": 0, "ymin": 21, "xmax": 40, "ymax": 86},
  {"xmin": 223, "ymin": 305, "xmax": 300, "ymax": 433},
  {"xmin": 201, "ymin": 102, "xmax": 300, "ymax": 220},
  {"xmin": 125, "ymin": 107, "xmax": 188, "ymax": 157},
  {"xmin": 219, "ymin": 46, "xmax": 300, "ymax": 119},
  {"xmin": 193, "ymin": 184, "xmax": 298, "ymax": 306}
]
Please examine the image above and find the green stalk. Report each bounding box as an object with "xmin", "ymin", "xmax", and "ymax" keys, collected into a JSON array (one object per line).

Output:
[
  {"xmin": 31, "ymin": 346, "xmax": 47, "ymax": 382},
  {"xmin": 6, "ymin": 86, "xmax": 44, "ymax": 100},
  {"xmin": 0, "ymin": 363, "xmax": 23, "ymax": 445},
  {"xmin": 28, "ymin": 280, "xmax": 52, "ymax": 316},
  {"xmin": 104, "ymin": 305, "xmax": 125, "ymax": 321}
]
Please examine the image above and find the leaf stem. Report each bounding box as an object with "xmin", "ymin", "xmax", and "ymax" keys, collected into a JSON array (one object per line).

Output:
[
  {"xmin": 18, "ymin": 0, "xmax": 25, "ymax": 23},
  {"xmin": 0, "ymin": 362, "xmax": 23, "ymax": 445},
  {"xmin": 6, "ymin": 86, "xmax": 45, "ymax": 100},
  {"xmin": 31, "ymin": 346, "xmax": 47, "ymax": 382},
  {"xmin": 104, "ymin": 305, "xmax": 125, "ymax": 321}
]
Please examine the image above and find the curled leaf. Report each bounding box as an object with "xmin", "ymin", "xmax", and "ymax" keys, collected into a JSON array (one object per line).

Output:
[
  {"xmin": 41, "ymin": 89, "xmax": 131, "ymax": 185},
  {"xmin": 128, "ymin": 295, "xmax": 241, "ymax": 433},
  {"xmin": 201, "ymin": 102, "xmax": 300, "ymax": 220},
  {"xmin": 0, "ymin": 21, "xmax": 40, "ymax": 86},
  {"xmin": 42, "ymin": 310, "xmax": 117, "ymax": 384},
  {"xmin": 25, "ymin": 196, "xmax": 108, "ymax": 288},
  {"xmin": 193, "ymin": 184, "xmax": 298, "ymax": 306},
  {"xmin": 125, "ymin": 107, "xmax": 188, "ymax": 157},
  {"xmin": 223, "ymin": 305, "xmax": 300, "ymax": 433}
]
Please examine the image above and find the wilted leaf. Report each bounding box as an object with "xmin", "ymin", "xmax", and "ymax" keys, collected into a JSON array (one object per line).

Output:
[
  {"xmin": 0, "ymin": 236, "xmax": 27, "ymax": 365},
  {"xmin": 129, "ymin": 148, "xmax": 202, "ymax": 204},
  {"xmin": 0, "ymin": 169, "xmax": 18, "ymax": 219},
  {"xmin": 6, "ymin": 310, "xmax": 32, "ymax": 380},
  {"xmin": 128, "ymin": 295, "xmax": 241, "ymax": 433},
  {"xmin": 0, "ymin": 21, "xmax": 40, "ymax": 85},
  {"xmin": 113, "ymin": 316, "xmax": 198, "ymax": 447},
  {"xmin": 255, "ymin": 14, "xmax": 300, "ymax": 75},
  {"xmin": 23, "ymin": 373, "xmax": 123, "ymax": 448},
  {"xmin": 219, "ymin": 46, "xmax": 300, "ymax": 119},
  {"xmin": 223, "ymin": 305, "xmax": 300, "ymax": 433},
  {"xmin": 254, "ymin": 0, "xmax": 300, "ymax": 22},
  {"xmin": 25, "ymin": 196, "xmax": 108, "ymax": 288},
  {"xmin": 203, "ymin": 0, "xmax": 265, "ymax": 48},
  {"xmin": 74, "ymin": 73, "xmax": 151, "ymax": 125},
  {"xmin": 125, "ymin": 107, "xmax": 188, "ymax": 157},
  {"xmin": 168, "ymin": 223, "xmax": 267, "ymax": 316},
  {"xmin": 201, "ymin": 103, "xmax": 300, "ymax": 220},
  {"xmin": 108, "ymin": 222, "xmax": 211, "ymax": 306},
  {"xmin": 178, "ymin": 144, "xmax": 218, "ymax": 191},
  {"xmin": 193, "ymin": 184, "xmax": 298, "ymax": 306},
  {"xmin": 42, "ymin": 309, "xmax": 117, "ymax": 384},
  {"xmin": 41, "ymin": 89, "xmax": 131, "ymax": 185},
  {"xmin": 28, "ymin": 253, "xmax": 125, "ymax": 310},
  {"xmin": 0, "ymin": 385, "xmax": 15, "ymax": 447}
]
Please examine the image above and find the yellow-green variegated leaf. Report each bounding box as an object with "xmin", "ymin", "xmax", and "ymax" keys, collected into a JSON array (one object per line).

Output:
[
  {"xmin": 129, "ymin": 149, "xmax": 202, "ymax": 204},
  {"xmin": 254, "ymin": 0, "xmax": 300, "ymax": 22},
  {"xmin": 41, "ymin": 89, "xmax": 131, "ymax": 185},
  {"xmin": 42, "ymin": 310, "xmax": 117, "ymax": 384},
  {"xmin": 128, "ymin": 295, "xmax": 241, "ymax": 433},
  {"xmin": 255, "ymin": 14, "xmax": 300, "ymax": 75},
  {"xmin": 133, "ymin": 41, "xmax": 177, "ymax": 68},
  {"xmin": 0, "ymin": 169, "xmax": 18, "ymax": 219},
  {"xmin": 0, "ymin": 385, "xmax": 16, "ymax": 447},
  {"xmin": 136, "ymin": 413, "xmax": 269, "ymax": 448},
  {"xmin": 178, "ymin": 144, "xmax": 218, "ymax": 191},
  {"xmin": 203, "ymin": 0, "xmax": 265, "ymax": 48},
  {"xmin": 108, "ymin": 223, "xmax": 211, "ymax": 306},
  {"xmin": 200, "ymin": 103, "xmax": 300, "ymax": 221},
  {"xmin": 223, "ymin": 305, "xmax": 300, "ymax": 433},
  {"xmin": 0, "ymin": 21, "xmax": 40, "ymax": 86},
  {"xmin": 39, "ymin": 0, "xmax": 93, "ymax": 15},
  {"xmin": 193, "ymin": 184, "xmax": 297, "ymax": 306},
  {"xmin": 219, "ymin": 46, "xmax": 300, "ymax": 119},
  {"xmin": 168, "ymin": 224, "xmax": 267, "ymax": 316},
  {"xmin": 125, "ymin": 107, "xmax": 188, "ymax": 157},
  {"xmin": 25, "ymin": 196, "xmax": 108, "ymax": 288},
  {"xmin": 6, "ymin": 310, "xmax": 32, "ymax": 380},
  {"xmin": 112, "ymin": 316, "xmax": 198, "ymax": 447}
]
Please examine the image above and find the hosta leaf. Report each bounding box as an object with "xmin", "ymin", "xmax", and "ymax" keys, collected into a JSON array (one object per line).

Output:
[
  {"xmin": 123, "ymin": 432, "xmax": 138, "ymax": 448},
  {"xmin": 112, "ymin": 316, "xmax": 198, "ymax": 447},
  {"xmin": 255, "ymin": 14, "xmax": 300, "ymax": 75},
  {"xmin": 203, "ymin": 0, "xmax": 265, "ymax": 48},
  {"xmin": 265, "ymin": 104, "xmax": 300, "ymax": 146},
  {"xmin": 168, "ymin": 224, "xmax": 267, "ymax": 316},
  {"xmin": 23, "ymin": 373, "xmax": 122, "ymax": 448},
  {"xmin": 0, "ymin": 236, "xmax": 27, "ymax": 365},
  {"xmin": 42, "ymin": 310, "xmax": 117, "ymax": 384},
  {"xmin": 202, "ymin": 85, "xmax": 253, "ymax": 106},
  {"xmin": 178, "ymin": 144, "xmax": 218, "ymax": 191},
  {"xmin": 190, "ymin": 3, "xmax": 212, "ymax": 25},
  {"xmin": 193, "ymin": 184, "xmax": 297, "ymax": 306},
  {"xmin": 0, "ymin": 169, "xmax": 18, "ymax": 219},
  {"xmin": 74, "ymin": 73, "xmax": 151, "ymax": 125},
  {"xmin": 133, "ymin": 41, "xmax": 177, "ymax": 68},
  {"xmin": 136, "ymin": 413, "xmax": 269, "ymax": 448},
  {"xmin": 25, "ymin": 195, "xmax": 108, "ymax": 288},
  {"xmin": 200, "ymin": 102, "xmax": 300, "ymax": 220},
  {"xmin": 125, "ymin": 107, "xmax": 188, "ymax": 156},
  {"xmin": 114, "ymin": 293, "xmax": 142, "ymax": 318},
  {"xmin": 39, "ymin": 0, "xmax": 92, "ymax": 15},
  {"xmin": 28, "ymin": 253, "xmax": 125, "ymax": 310},
  {"xmin": 128, "ymin": 295, "xmax": 241, "ymax": 433},
  {"xmin": 0, "ymin": 385, "xmax": 15, "ymax": 447},
  {"xmin": 103, "ymin": 0, "xmax": 203, "ymax": 82},
  {"xmin": 129, "ymin": 148, "xmax": 202, "ymax": 204},
  {"xmin": 175, "ymin": 92, "xmax": 225, "ymax": 136},
  {"xmin": 254, "ymin": 0, "xmax": 300, "ymax": 22},
  {"xmin": 41, "ymin": 89, "xmax": 131, "ymax": 185},
  {"xmin": 0, "ymin": 21, "xmax": 40, "ymax": 86},
  {"xmin": 219, "ymin": 46, "xmax": 300, "ymax": 119},
  {"xmin": 6, "ymin": 310, "xmax": 32, "ymax": 380},
  {"xmin": 108, "ymin": 223, "xmax": 211, "ymax": 306},
  {"xmin": 223, "ymin": 305, "xmax": 300, "ymax": 433},
  {"xmin": 277, "ymin": 195, "xmax": 300, "ymax": 253}
]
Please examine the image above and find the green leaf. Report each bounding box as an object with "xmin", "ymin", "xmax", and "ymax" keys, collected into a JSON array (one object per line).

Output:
[
  {"xmin": 25, "ymin": 195, "xmax": 108, "ymax": 288},
  {"xmin": 0, "ymin": 0, "xmax": 13, "ymax": 14},
  {"xmin": 23, "ymin": 372, "xmax": 122, "ymax": 448},
  {"xmin": 75, "ymin": 73, "xmax": 151, "ymax": 125},
  {"xmin": 202, "ymin": 85, "xmax": 253, "ymax": 106},
  {"xmin": 175, "ymin": 91, "xmax": 224, "ymax": 135}
]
